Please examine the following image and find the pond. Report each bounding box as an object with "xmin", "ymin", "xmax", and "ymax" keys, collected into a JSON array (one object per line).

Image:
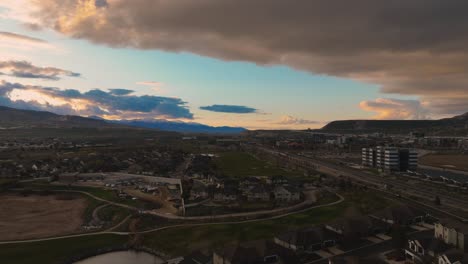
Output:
[{"xmin": 74, "ymin": 250, "xmax": 165, "ymax": 264}]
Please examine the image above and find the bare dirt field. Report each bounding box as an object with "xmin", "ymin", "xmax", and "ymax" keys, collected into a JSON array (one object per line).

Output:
[
  {"xmin": 420, "ymin": 154, "xmax": 468, "ymax": 171},
  {"xmin": 0, "ymin": 194, "xmax": 87, "ymax": 241}
]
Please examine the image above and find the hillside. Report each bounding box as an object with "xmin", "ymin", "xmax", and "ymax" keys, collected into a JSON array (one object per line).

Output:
[
  {"xmin": 321, "ymin": 112, "xmax": 468, "ymax": 135},
  {"xmin": 0, "ymin": 106, "xmax": 119, "ymax": 129},
  {"xmin": 112, "ymin": 119, "xmax": 247, "ymax": 134}
]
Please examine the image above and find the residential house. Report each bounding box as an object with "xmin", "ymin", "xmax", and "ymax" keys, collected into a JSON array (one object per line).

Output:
[
  {"xmin": 273, "ymin": 186, "xmax": 301, "ymax": 203},
  {"xmin": 438, "ymin": 249, "xmax": 468, "ymax": 264},
  {"xmin": 190, "ymin": 181, "xmax": 208, "ymax": 200},
  {"xmin": 371, "ymin": 205, "xmax": 425, "ymax": 226},
  {"xmin": 325, "ymin": 217, "xmax": 376, "ymax": 239},
  {"xmin": 213, "ymin": 187, "xmax": 238, "ymax": 202},
  {"xmin": 405, "ymin": 238, "xmax": 451, "ymax": 263},
  {"xmin": 274, "ymin": 226, "xmax": 338, "ymax": 251},
  {"xmin": 328, "ymin": 256, "xmax": 387, "ymax": 264},
  {"xmin": 246, "ymin": 184, "xmax": 271, "ymax": 202},
  {"xmin": 271, "ymin": 175, "xmax": 289, "ymax": 185},
  {"xmin": 435, "ymin": 219, "xmax": 468, "ymax": 252},
  {"xmin": 213, "ymin": 240, "xmax": 299, "ymax": 264}
]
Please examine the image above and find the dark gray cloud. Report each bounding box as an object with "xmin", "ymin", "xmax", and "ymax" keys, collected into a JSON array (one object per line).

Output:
[
  {"xmin": 0, "ymin": 60, "xmax": 81, "ymax": 80},
  {"xmin": 94, "ymin": 0, "xmax": 108, "ymax": 8},
  {"xmin": 200, "ymin": 104, "xmax": 257, "ymax": 114},
  {"xmin": 0, "ymin": 80, "xmax": 193, "ymax": 119},
  {"xmin": 108, "ymin": 88, "xmax": 134, "ymax": 96},
  {"xmin": 0, "ymin": 31, "xmax": 47, "ymax": 43},
  {"xmin": 31, "ymin": 0, "xmax": 468, "ymax": 116}
]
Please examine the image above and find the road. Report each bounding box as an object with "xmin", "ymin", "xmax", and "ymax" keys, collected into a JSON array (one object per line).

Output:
[{"xmin": 0, "ymin": 192, "xmax": 344, "ymax": 245}]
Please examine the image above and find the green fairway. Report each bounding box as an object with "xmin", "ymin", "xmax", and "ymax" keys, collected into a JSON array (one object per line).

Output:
[
  {"xmin": 0, "ymin": 235, "xmax": 128, "ymax": 264},
  {"xmin": 215, "ymin": 151, "xmax": 303, "ymax": 178}
]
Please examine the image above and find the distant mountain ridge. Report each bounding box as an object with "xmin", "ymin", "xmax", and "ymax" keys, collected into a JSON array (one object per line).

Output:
[
  {"xmin": 0, "ymin": 106, "xmax": 118, "ymax": 129},
  {"xmin": 321, "ymin": 112, "xmax": 468, "ymax": 135},
  {"xmin": 112, "ymin": 119, "xmax": 247, "ymax": 134},
  {"xmin": 0, "ymin": 106, "xmax": 247, "ymax": 134}
]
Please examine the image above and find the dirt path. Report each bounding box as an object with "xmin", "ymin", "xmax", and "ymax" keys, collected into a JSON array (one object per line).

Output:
[{"xmin": 91, "ymin": 204, "xmax": 110, "ymax": 224}]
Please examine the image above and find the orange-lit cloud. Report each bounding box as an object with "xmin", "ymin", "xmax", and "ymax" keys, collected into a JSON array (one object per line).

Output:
[{"xmin": 359, "ymin": 98, "xmax": 428, "ymax": 120}]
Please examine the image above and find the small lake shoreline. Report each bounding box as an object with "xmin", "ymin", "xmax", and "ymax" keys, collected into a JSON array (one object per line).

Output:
[{"xmin": 62, "ymin": 245, "xmax": 166, "ymax": 264}]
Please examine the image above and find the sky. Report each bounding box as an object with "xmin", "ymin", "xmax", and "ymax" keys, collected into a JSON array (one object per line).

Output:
[{"xmin": 0, "ymin": 1, "xmax": 467, "ymax": 129}]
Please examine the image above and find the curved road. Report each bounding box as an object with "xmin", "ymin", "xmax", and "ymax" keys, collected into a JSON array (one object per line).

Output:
[
  {"xmin": 19, "ymin": 188, "xmax": 323, "ymax": 221},
  {"xmin": 0, "ymin": 193, "xmax": 344, "ymax": 245}
]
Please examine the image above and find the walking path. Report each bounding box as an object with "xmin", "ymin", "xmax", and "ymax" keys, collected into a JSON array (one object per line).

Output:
[{"xmin": 0, "ymin": 193, "xmax": 344, "ymax": 245}]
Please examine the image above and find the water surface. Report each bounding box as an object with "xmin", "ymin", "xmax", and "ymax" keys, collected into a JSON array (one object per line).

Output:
[{"xmin": 74, "ymin": 250, "xmax": 164, "ymax": 264}]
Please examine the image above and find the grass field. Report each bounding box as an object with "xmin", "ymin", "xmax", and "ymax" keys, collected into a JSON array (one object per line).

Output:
[
  {"xmin": 420, "ymin": 154, "xmax": 468, "ymax": 171},
  {"xmin": 215, "ymin": 151, "xmax": 304, "ymax": 178},
  {"xmin": 18, "ymin": 182, "xmax": 148, "ymax": 209},
  {"xmin": 98, "ymin": 205, "xmax": 130, "ymax": 224},
  {"xmin": 142, "ymin": 190, "xmax": 393, "ymax": 255},
  {"xmin": 0, "ymin": 235, "xmax": 128, "ymax": 264}
]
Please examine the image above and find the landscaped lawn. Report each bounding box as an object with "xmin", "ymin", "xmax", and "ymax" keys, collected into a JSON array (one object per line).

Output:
[
  {"xmin": 215, "ymin": 151, "xmax": 304, "ymax": 178},
  {"xmin": 0, "ymin": 235, "xmax": 128, "ymax": 264}
]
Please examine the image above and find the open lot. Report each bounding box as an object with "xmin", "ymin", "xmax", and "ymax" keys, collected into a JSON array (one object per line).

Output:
[
  {"xmin": 0, "ymin": 194, "xmax": 87, "ymax": 241},
  {"xmin": 420, "ymin": 154, "xmax": 468, "ymax": 171}
]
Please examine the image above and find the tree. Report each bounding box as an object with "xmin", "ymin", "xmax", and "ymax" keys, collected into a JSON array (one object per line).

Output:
[
  {"xmin": 391, "ymin": 224, "xmax": 407, "ymax": 254},
  {"xmin": 339, "ymin": 178, "xmax": 347, "ymax": 191}
]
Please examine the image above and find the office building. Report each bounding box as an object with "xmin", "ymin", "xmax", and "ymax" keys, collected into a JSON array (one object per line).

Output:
[{"xmin": 362, "ymin": 146, "xmax": 417, "ymax": 172}]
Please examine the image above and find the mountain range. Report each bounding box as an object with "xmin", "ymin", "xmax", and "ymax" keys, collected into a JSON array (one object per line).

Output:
[
  {"xmin": 110, "ymin": 119, "xmax": 246, "ymax": 134},
  {"xmin": 0, "ymin": 106, "xmax": 246, "ymax": 134},
  {"xmin": 1, "ymin": 105, "xmax": 467, "ymax": 135}
]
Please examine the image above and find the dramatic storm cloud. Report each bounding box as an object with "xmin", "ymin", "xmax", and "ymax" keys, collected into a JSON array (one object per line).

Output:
[
  {"xmin": 0, "ymin": 80, "xmax": 193, "ymax": 119},
  {"xmin": 0, "ymin": 60, "xmax": 80, "ymax": 80},
  {"xmin": 200, "ymin": 104, "xmax": 257, "ymax": 114},
  {"xmin": 26, "ymin": 0, "xmax": 468, "ymax": 116}
]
